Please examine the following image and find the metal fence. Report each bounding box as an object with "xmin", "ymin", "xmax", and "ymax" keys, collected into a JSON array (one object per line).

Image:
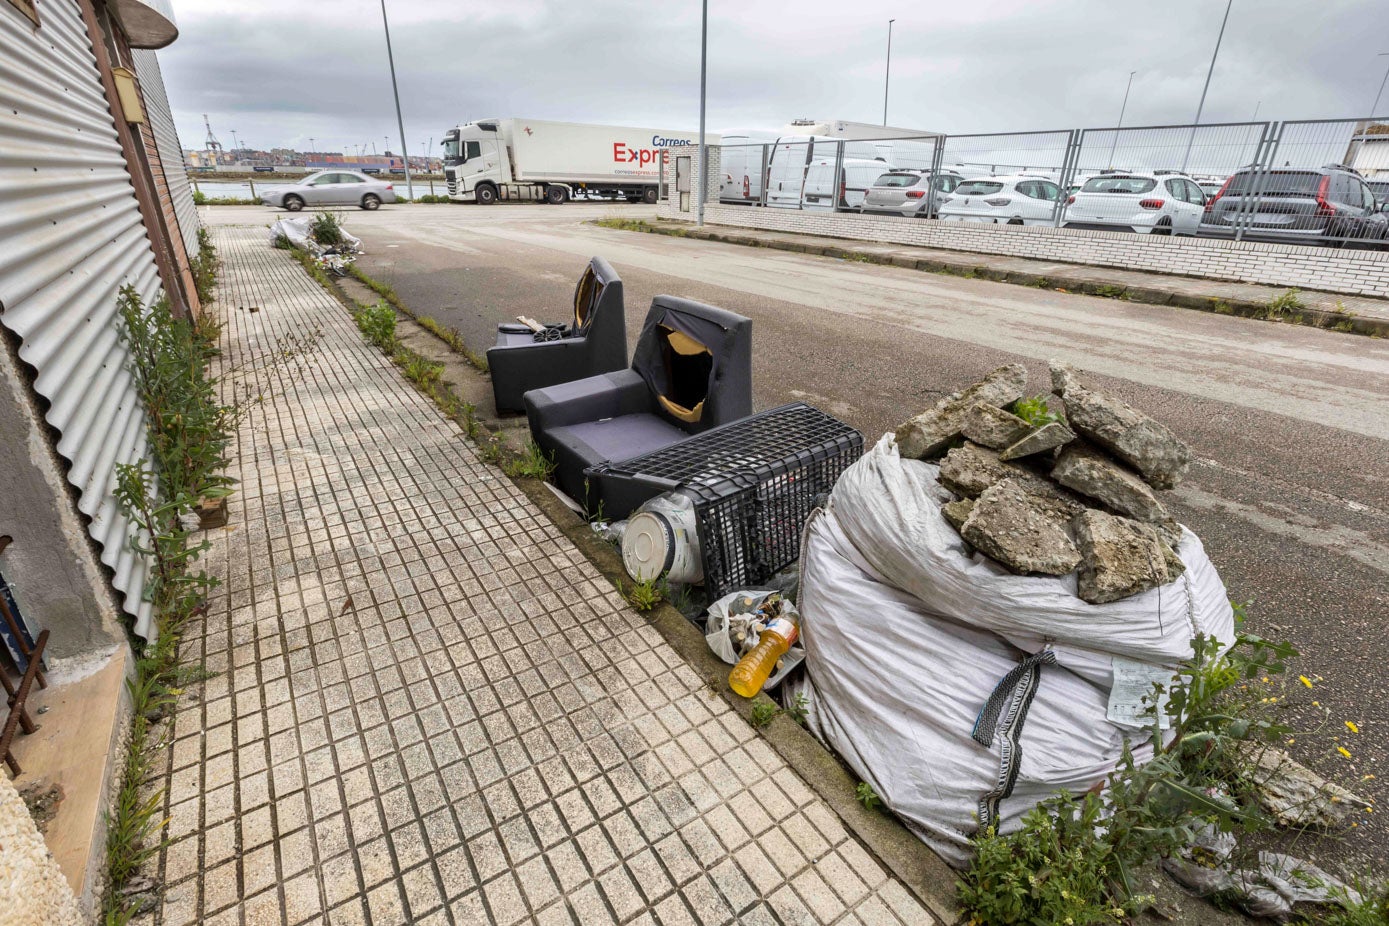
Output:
[{"xmin": 708, "ymin": 116, "xmax": 1389, "ymax": 248}]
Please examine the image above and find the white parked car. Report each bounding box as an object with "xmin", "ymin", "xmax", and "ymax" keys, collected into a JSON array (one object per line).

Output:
[
  {"xmin": 261, "ymin": 170, "xmax": 398, "ymax": 212},
  {"xmin": 800, "ymin": 157, "xmax": 893, "ymax": 211},
  {"xmin": 1062, "ymin": 171, "xmax": 1206, "ymax": 235},
  {"xmin": 859, "ymin": 170, "xmax": 964, "ymax": 218},
  {"xmin": 936, "ymin": 175, "xmax": 1063, "ymax": 226}
]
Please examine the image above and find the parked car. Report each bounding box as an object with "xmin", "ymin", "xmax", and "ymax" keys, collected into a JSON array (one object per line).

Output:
[
  {"xmin": 936, "ymin": 175, "xmax": 1063, "ymax": 226},
  {"xmin": 859, "ymin": 170, "xmax": 963, "ymax": 218},
  {"xmin": 1063, "ymin": 171, "xmax": 1206, "ymax": 235},
  {"xmin": 260, "ymin": 170, "xmax": 397, "ymax": 211},
  {"xmin": 1200, "ymin": 163, "xmax": 1387, "ymax": 246},
  {"xmin": 1369, "ymin": 179, "xmax": 1389, "ymax": 209},
  {"xmin": 800, "ymin": 157, "xmax": 894, "ymax": 211}
]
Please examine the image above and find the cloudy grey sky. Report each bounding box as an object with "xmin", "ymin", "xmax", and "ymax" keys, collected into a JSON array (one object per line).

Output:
[{"xmin": 161, "ymin": 0, "xmax": 1389, "ymax": 156}]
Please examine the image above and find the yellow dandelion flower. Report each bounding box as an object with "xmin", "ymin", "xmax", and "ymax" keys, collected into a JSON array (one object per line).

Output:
[
  {"xmin": 1338, "ymin": 746, "xmax": 1353, "ymax": 759},
  {"xmin": 1299, "ymin": 675, "xmax": 1313, "ymax": 688},
  {"xmin": 1347, "ymin": 721, "xmax": 1360, "ymax": 734}
]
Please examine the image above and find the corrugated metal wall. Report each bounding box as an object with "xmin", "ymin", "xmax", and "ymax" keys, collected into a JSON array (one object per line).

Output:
[
  {"xmin": 0, "ymin": 1, "xmax": 160, "ymax": 638},
  {"xmin": 132, "ymin": 49, "xmax": 199, "ymax": 261}
]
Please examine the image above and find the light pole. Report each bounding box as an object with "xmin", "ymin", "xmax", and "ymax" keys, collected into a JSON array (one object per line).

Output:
[
  {"xmin": 230, "ymin": 129, "xmax": 240, "ymax": 152},
  {"xmin": 1182, "ymin": 0, "xmax": 1233, "ymax": 171},
  {"xmin": 883, "ymin": 19, "xmax": 895, "ymax": 126},
  {"xmin": 1370, "ymin": 52, "xmax": 1389, "ymax": 120},
  {"xmin": 1107, "ymin": 70, "xmax": 1136, "ymax": 168},
  {"xmin": 697, "ymin": 0, "xmax": 707, "ymax": 227},
  {"xmin": 379, "ymin": 0, "xmax": 415, "ymax": 200},
  {"xmin": 308, "ymin": 137, "xmax": 316, "ymax": 166}
]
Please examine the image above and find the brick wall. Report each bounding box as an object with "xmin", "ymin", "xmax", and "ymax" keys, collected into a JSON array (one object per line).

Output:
[{"xmin": 657, "ymin": 145, "xmax": 1389, "ymax": 299}]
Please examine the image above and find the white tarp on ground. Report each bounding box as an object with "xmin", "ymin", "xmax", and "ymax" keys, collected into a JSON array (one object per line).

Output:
[{"xmin": 786, "ymin": 434, "xmax": 1236, "ymax": 867}]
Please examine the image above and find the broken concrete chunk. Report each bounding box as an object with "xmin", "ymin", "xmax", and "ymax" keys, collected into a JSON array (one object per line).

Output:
[
  {"xmin": 1235, "ymin": 744, "xmax": 1374, "ymax": 828},
  {"xmin": 939, "ymin": 442, "xmax": 1088, "ymax": 520},
  {"xmin": 895, "ymin": 363, "xmax": 1029, "ymax": 459},
  {"xmin": 999, "ymin": 421, "xmax": 1076, "ymax": 461},
  {"xmin": 960, "ymin": 402, "xmax": 1034, "ymax": 451},
  {"xmin": 1072, "ymin": 509, "xmax": 1182, "ymax": 604},
  {"xmin": 1049, "ymin": 360, "xmax": 1192, "ymax": 489},
  {"xmin": 960, "ymin": 479, "xmax": 1082, "ymax": 576},
  {"xmin": 1052, "ymin": 444, "xmax": 1170, "ymax": 524},
  {"xmin": 941, "ymin": 498, "xmax": 975, "ymax": 532}
]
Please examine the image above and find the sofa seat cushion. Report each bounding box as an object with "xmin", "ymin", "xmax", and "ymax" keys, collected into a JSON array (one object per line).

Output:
[{"xmin": 548, "ymin": 414, "xmax": 688, "ymax": 469}]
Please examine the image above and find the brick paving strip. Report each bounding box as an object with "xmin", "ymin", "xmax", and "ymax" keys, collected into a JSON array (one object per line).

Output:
[{"xmin": 141, "ymin": 225, "xmax": 937, "ymax": 926}]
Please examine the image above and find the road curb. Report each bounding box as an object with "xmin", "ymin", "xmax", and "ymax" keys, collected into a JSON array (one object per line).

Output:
[{"xmin": 596, "ymin": 220, "xmax": 1389, "ymax": 339}]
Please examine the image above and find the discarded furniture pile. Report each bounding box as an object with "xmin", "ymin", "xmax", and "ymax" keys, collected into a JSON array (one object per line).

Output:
[{"xmin": 784, "ymin": 362, "xmax": 1236, "ymax": 867}]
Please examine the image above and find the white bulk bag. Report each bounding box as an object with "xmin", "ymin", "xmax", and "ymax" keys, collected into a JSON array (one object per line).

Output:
[
  {"xmin": 830, "ymin": 435, "xmax": 1234, "ymax": 674},
  {"xmin": 788, "ymin": 507, "xmax": 1149, "ymax": 868}
]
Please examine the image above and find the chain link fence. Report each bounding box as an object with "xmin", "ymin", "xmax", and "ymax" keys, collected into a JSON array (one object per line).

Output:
[{"xmin": 707, "ymin": 117, "xmax": 1389, "ymax": 248}]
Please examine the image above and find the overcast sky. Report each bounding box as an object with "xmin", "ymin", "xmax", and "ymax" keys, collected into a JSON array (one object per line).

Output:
[{"xmin": 161, "ymin": 0, "xmax": 1389, "ymax": 156}]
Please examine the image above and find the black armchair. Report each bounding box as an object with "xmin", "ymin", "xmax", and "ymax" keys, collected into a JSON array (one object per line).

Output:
[
  {"xmin": 524, "ymin": 296, "xmax": 753, "ymax": 517},
  {"xmin": 487, "ymin": 257, "xmax": 628, "ymax": 413}
]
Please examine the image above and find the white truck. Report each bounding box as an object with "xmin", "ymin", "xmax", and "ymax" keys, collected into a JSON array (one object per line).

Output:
[{"xmin": 441, "ymin": 118, "xmax": 714, "ymax": 205}]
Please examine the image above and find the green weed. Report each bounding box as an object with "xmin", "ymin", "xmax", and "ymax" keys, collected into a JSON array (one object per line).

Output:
[
  {"xmin": 1261, "ymin": 288, "xmax": 1306, "ymax": 320},
  {"xmin": 1010, "ymin": 395, "xmax": 1061, "ymax": 428},
  {"xmin": 353, "ymin": 301, "xmax": 397, "ymax": 352},
  {"xmin": 309, "ymin": 211, "xmax": 347, "ymax": 247},
  {"xmin": 784, "ymin": 693, "xmax": 810, "ymax": 727},
  {"xmin": 1210, "ymin": 298, "xmax": 1235, "ymax": 315},
  {"xmin": 501, "ymin": 440, "xmax": 557, "ymax": 480},
  {"xmin": 189, "ymin": 227, "xmax": 219, "ymax": 304},
  {"xmin": 749, "ymin": 702, "xmax": 778, "ymax": 729},
  {"xmin": 620, "ymin": 576, "xmax": 664, "ymax": 612},
  {"xmin": 1092, "ymin": 284, "xmax": 1129, "ymax": 300},
  {"xmin": 855, "ymin": 782, "xmax": 882, "ymax": 812}
]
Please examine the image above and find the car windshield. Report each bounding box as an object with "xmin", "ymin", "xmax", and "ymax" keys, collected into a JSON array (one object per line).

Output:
[
  {"xmin": 955, "ymin": 181, "xmax": 1004, "ymax": 196},
  {"xmin": 1080, "ymin": 176, "xmax": 1157, "ymax": 194},
  {"xmin": 873, "ymin": 173, "xmax": 921, "ymax": 188},
  {"xmin": 1223, "ymin": 171, "xmax": 1322, "ymax": 196}
]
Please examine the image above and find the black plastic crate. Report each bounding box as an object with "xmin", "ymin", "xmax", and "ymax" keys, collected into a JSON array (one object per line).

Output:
[{"xmin": 590, "ymin": 403, "xmax": 863, "ymax": 599}]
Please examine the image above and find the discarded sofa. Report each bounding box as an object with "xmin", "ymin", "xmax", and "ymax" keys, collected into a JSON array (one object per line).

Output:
[
  {"xmin": 487, "ymin": 257, "xmax": 628, "ymax": 413},
  {"xmin": 523, "ymin": 295, "xmax": 753, "ymax": 517}
]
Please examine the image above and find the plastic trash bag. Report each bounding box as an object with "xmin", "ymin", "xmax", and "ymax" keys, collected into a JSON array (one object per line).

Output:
[{"xmin": 704, "ymin": 590, "xmax": 804, "ymax": 690}]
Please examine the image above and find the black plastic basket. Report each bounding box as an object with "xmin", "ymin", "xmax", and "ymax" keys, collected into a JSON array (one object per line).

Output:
[{"xmin": 591, "ymin": 403, "xmax": 863, "ymax": 599}]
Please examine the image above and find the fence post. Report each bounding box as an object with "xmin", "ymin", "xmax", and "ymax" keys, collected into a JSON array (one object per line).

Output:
[
  {"xmin": 248, "ymin": 178, "xmax": 256, "ymax": 200},
  {"xmin": 832, "ymin": 140, "xmax": 846, "ymax": 212},
  {"xmin": 1235, "ymin": 122, "xmax": 1281, "ymax": 242},
  {"xmin": 1054, "ymin": 129, "xmax": 1081, "ymax": 226},
  {"xmin": 923, "ymin": 136, "xmax": 946, "ymax": 220},
  {"xmin": 759, "ymin": 144, "xmax": 770, "ymax": 207}
]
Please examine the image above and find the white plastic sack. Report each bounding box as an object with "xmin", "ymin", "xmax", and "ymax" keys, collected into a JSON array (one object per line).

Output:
[
  {"xmin": 704, "ymin": 590, "xmax": 800, "ymax": 664},
  {"xmin": 830, "ymin": 435, "xmax": 1234, "ymax": 680},
  {"xmin": 268, "ymin": 217, "xmax": 317, "ymax": 252},
  {"xmin": 786, "ymin": 507, "xmax": 1150, "ymax": 868}
]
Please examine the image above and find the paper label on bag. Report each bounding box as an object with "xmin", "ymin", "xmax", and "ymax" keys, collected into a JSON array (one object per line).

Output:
[{"xmin": 1107, "ymin": 658, "xmax": 1174, "ymax": 730}]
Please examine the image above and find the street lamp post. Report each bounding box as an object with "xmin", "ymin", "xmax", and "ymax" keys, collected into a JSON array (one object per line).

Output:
[
  {"xmin": 883, "ymin": 19, "xmax": 895, "ymax": 126},
  {"xmin": 1106, "ymin": 70, "xmax": 1136, "ymax": 168},
  {"xmin": 1370, "ymin": 52, "xmax": 1389, "ymax": 120},
  {"xmin": 1181, "ymin": 0, "xmax": 1234, "ymax": 171},
  {"xmin": 697, "ymin": 0, "xmax": 708, "ymax": 227},
  {"xmin": 379, "ymin": 0, "xmax": 415, "ymax": 201}
]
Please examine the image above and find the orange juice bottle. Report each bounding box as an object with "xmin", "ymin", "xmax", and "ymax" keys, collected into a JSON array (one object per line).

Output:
[{"xmin": 729, "ymin": 614, "xmax": 798, "ymax": 698}]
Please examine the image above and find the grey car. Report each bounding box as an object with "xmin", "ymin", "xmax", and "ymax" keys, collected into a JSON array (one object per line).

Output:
[
  {"xmin": 1201, "ymin": 163, "xmax": 1387, "ymax": 246},
  {"xmin": 260, "ymin": 170, "xmax": 397, "ymax": 211},
  {"xmin": 860, "ymin": 170, "xmax": 962, "ymax": 218}
]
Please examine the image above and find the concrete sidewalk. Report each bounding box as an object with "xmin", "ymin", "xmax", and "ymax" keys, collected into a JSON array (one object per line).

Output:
[
  {"xmin": 623, "ymin": 219, "xmax": 1389, "ymax": 336},
  {"xmin": 142, "ymin": 226, "xmax": 936, "ymax": 926}
]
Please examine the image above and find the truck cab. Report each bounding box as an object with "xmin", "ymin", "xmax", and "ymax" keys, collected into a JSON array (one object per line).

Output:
[{"xmin": 442, "ymin": 123, "xmax": 513, "ymax": 203}]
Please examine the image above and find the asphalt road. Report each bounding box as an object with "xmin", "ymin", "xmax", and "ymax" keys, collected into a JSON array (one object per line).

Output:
[{"xmin": 211, "ymin": 202, "xmax": 1389, "ymax": 874}]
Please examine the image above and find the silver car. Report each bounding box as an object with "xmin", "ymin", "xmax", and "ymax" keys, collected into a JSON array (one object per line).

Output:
[
  {"xmin": 859, "ymin": 170, "xmax": 962, "ymax": 218},
  {"xmin": 260, "ymin": 170, "xmax": 397, "ymax": 211}
]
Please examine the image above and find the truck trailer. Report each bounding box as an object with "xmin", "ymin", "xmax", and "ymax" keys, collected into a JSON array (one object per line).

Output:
[{"xmin": 441, "ymin": 119, "xmax": 716, "ymax": 204}]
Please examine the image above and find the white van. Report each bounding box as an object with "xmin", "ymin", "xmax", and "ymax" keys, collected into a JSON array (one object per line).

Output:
[
  {"xmin": 801, "ymin": 157, "xmax": 895, "ymax": 211},
  {"xmin": 719, "ymin": 130, "xmax": 776, "ymax": 204}
]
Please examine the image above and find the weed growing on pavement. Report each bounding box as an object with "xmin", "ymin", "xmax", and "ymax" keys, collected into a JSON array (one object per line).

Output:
[
  {"xmin": 354, "ymin": 301, "xmax": 397, "ymax": 352},
  {"xmin": 501, "ymin": 441, "xmax": 556, "ymax": 480},
  {"xmin": 954, "ymin": 620, "xmax": 1379, "ymax": 925},
  {"xmin": 309, "ymin": 211, "xmax": 348, "ymax": 247},
  {"xmin": 271, "ymin": 232, "xmax": 292, "ymax": 250},
  {"xmin": 1322, "ymin": 880, "xmax": 1389, "ymax": 926},
  {"xmin": 620, "ymin": 576, "xmax": 664, "ymax": 612},
  {"xmin": 192, "ymin": 190, "xmax": 258, "ymax": 206},
  {"xmin": 1009, "ymin": 395, "xmax": 1061, "ymax": 428},
  {"xmin": 1261, "ymin": 288, "xmax": 1306, "ymax": 320},
  {"xmin": 750, "ymin": 702, "xmax": 778, "ymax": 729},
  {"xmin": 1092, "ymin": 284, "xmax": 1129, "ymax": 300},
  {"xmin": 401, "ymin": 353, "xmax": 444, "ymax": 390},
  {"xmin": 1333, "ymin": 320, "xmax": 1356, "ymax": 333},
  {"xmin": 784, "ymin": 693, "xmax": 810, "ymax": 727},
  {"xmin": 855, "ymin": 782, "xmax": 882, "ymax": 812},
  {"xmin": 346, "ymin": 265, "xmax": 490, "ymax": 372},
  {"xmin": 1211, "ymin": 298, "xmax": 1235, "ymax": 315},
  {"xmin": 190, "ymin": 227, "xmax": 219, "ymax": 305}
]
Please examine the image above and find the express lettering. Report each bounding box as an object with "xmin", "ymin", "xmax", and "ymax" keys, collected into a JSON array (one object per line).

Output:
[{"xmin": 613, "ymin": 142, "xmax": 660, "ymax": 167}]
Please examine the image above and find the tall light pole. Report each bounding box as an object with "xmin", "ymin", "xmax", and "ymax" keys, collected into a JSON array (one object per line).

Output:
[
  {"xmin": 1370, "ymin": 52, "xmax": 1389, "ymax": 120},
  {"xmin": 1106, "ymin": 70, "xmax": 1136, "ymax": 168},
  {"xmin": 883, "ymin": 19, "xmax": 895, "ymax": 126},
  {"xmin": 230, "ymin": 129, "xmax": 240, "ymax": 152},
  {"xmin": 1182, "ymin": 0, "xmax": 1234, "ymax": 171},
  {"xmin": 697, "ymin": 0, "xmax": 708, "ymax": 227},
  {"xmin": 380, "ymin": 0, "xmax": 415, "ymax": 200}
]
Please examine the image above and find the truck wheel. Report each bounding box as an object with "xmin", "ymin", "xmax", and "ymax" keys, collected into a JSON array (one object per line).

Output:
[
  {"xmin": 475, "ymin": 183, "xmax": 498, "ymax": 205},
  {"xmin": 283, "ymin": 195, "xmax": 304, "ymax": 212},
  {"xmin": 642, "ymin": 187, "xmax": 658, "ymax": 204},
  {"xmin": 545, "ymin": 186, "xmax": 569, "ymax": 205}
]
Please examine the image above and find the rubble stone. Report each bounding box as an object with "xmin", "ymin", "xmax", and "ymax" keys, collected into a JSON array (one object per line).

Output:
[
  {"xmin": 1052, "ymin": 444, "xmax": 1170, "ymax": 524},
  {"xmin": 960, "ymin": 479, "xmax": 1082, "ymax": 576},
  {"xmin": 1235, "ymin": 744, "xmax": 1374, "ymax": 828},
  {"xmin": 960, "ymin": 403, "xmax": 1034, "ymax": 451},
  {"xmin": 895, "ymin": 363, "xmax": 1029, "ymax": 459},
  {"xmin": 999, "ymin": 421, "xmax": 1076, "ymax": 461},
  {"xmin": 942, "ymin": 498, "xmax": 975, "ymax": 531},
  {"xmin": 1050, "ymin": 361, "xmax": 1192, "ymax": 489},
  {"xmin": 1072, "ymin": 509, "xmax": 1183, "ymax": 604},
  {"xmin": 939, "ymin": 443, "xmax": 1087, "ymax": 518}
]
